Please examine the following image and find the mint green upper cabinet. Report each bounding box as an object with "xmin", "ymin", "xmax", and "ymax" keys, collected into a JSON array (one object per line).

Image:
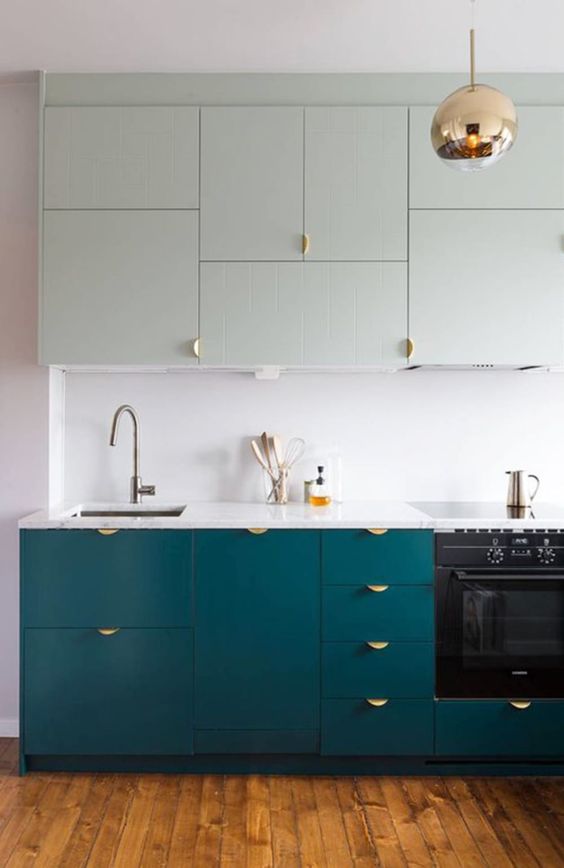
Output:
[
  {"xmin": 200, "ymin": 261, "xmax": 407, "ymax": 366},
  {"xmin": 409, "ymin": 210, "xmax": 564, "ymax": 366},
  {"xmin": 42, "ymin": 210, "xmax": 198, "ymax": 366},
  {"xmin": 305, "ymin": 107, "xmax": 407, "ymax": 260},
  {"xmin": 410, "ymin": 106, "xmax": 564, "ymax": 209},
  {"xmin": 200, "ymin": 108, "xmax": 304, "ymax": 261},
  {"xmin": 44, "ymin": 107, "xmax": 199, "ymax": 209}
]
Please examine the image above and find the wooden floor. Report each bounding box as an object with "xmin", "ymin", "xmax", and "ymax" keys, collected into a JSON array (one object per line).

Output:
[{"xmin": 1, "ymin": 740, "xmax": 563, "ymax": 867}]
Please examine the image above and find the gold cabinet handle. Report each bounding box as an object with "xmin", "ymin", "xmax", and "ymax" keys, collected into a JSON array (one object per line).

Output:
[
  {"xmin": 509, "ymin": 700, "xmax": 532, "ymax": 710},
  {"xmin": 247, "ymin": 528, "xmax": 268, "ymax": 535},
  {"xmin": 193, "ymin": 337, "xmax": 201, "ymax": 359},
  {"xmin": 97, "ymin": 627, "xmax": 120, "ymax": 636},
  {"xmin": 97, "ymin": 529, "xmax": 119, "ymax": 536},
  {"xmin": 366, "ymin": 528, "xmax": 388, "ymax": 535},
  {"xmin": 366, "ymin": 641, "xmax": 389, "ymax": 650},
  {"xmin": 302, "ymin": 233, "xmax": 310, "ymax": 255},
  {"xmin": 366, "ymin": 584, "xmax": 389, "ymax": 593},
  {"xmin": 366, "ymin": 698, "xmax": 389, "ymax": 707},
  {"xmin": 407, "ymin": 338, "xmax": 414, "ymax": 359}
]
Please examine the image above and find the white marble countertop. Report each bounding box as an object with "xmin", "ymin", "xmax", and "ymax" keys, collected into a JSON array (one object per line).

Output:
[{"xmin": 18, "ymin": 500, "xmax": 564, "ymax": 530}]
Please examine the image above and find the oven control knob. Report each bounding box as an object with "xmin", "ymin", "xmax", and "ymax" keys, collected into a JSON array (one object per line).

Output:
[
  {"xmin": 487, "ymin": 547, "xmax": 505, "ymax": 564},
  {"xmin": 538, "ymin": 547, "xmax": 556, "ymax": 564}
]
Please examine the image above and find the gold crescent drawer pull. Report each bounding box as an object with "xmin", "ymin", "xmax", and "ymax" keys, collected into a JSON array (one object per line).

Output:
[
  {"xmin": 366, "ymin": 641, "xmax": 390, "ymax": 650},
  {"xmin": 366, "ymin": 584, "xmax": 389, "ymax": 593},
  {"xmin": 97, "ymin": 529, "xmax": 119, "ymax": 536},
  {"xmin": 366, "ymin": 528, "xmax": 388, "ymax": 535},
  {"xmin": 366, "ymin": 698, "xmax": 389, "ymax": 708},
  {"xmin": 97, "ymin": 627, "xmax": 121, "ymax": 636},
  {"xmin": 193, "ymin": 337, "xmax": 201, "ymax": 358},
  {"xmin": 509, "ymin": 700, "xmax": 532, "ymax": 710},
  {"xmin": 302, "ymin": 233, "xmax": 310, "ymax": 255},
  {"xmin": 247, "ymin": 528, "xmax": 268, "ymax": 535},
  {"xmin": 407, "ymin": 338, "xmax": 415, "ymax": 359}
]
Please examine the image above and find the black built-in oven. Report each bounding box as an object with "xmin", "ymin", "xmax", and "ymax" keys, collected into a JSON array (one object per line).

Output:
[{"xmin": 436, "ymin": 530, "xmax": 564, "ymax": 698}]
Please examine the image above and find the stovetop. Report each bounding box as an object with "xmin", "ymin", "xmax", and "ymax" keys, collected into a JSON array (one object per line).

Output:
[{"xmin": 411, "ymin": 501, "xmax": 564, "ymax": 523}]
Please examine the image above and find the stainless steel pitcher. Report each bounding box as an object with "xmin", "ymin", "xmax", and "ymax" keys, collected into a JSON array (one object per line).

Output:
[{"xmin": 506, "ymin": 470, "xmax": 540, "ymax": 508}]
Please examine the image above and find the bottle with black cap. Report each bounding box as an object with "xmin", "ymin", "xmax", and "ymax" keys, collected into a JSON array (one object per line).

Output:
[{"xmin": 309, "ymin": 465, "xmax": 332, "ymax": 507}]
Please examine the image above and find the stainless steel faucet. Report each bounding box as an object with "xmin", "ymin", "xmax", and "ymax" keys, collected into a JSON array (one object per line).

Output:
[{"xmin": 109, "ymin": 404, "xmax": 156, "ymax": 504}]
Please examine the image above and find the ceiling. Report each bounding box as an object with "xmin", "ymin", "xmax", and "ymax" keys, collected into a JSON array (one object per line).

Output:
[{"xmin": 2, "ymin": 0, "xmax": 564, "ymax": 74}]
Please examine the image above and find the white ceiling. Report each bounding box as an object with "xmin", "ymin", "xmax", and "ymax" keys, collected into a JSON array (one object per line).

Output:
[{"xmin": 3, "ymin": 0, "xmax": 564, "ymax": 74}]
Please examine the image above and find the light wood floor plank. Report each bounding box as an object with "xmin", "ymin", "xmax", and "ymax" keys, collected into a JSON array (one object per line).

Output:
[
  {"xmin": 167, "ymin": 775, "xmax": 203, "ymax": 867},
  {"xmin": 379, "ymin": 777, "xmax": 433, "ymax": 868},
  {"xmin": 355, "ymin": 777, "xmax": 406, "ymax": 868},
  {"xmin": 139, "ymin": 775, "xmax": 181, "ymax": 868},
  {"xmin": 85, "ymin": 775, "xmax": 138, "ymax": 868},
  {"xmin": 312, "ymin": 777, "xmax": 353, "ymax": 868},
  {"xmin": 268, "ymin": 775, "xmax": 301, "ymax": 868},
  {"xmin": 219, "ymin": 776, "xmax": 246, "ymax": 867},
  {"xmin": 466, "ymin": 779, "xmax": 540, "ymax": 868},
  {"xmin": 192, "ymin": 775, "xmax": 225, "ymax": 868},
  {"xmin": 292, "ymin": 777, "xmax": 328, "ymax": 868},
  {"xmin": 442, "ymin": 778, "xmax": 513, "ymax": 868},
  {"xmin": 334, "ymin": 777, "xmax": 376, "ymax": 868},
  {"xmin": 402, "ymin": 779, "xmax": 460, "ymax": 868}
]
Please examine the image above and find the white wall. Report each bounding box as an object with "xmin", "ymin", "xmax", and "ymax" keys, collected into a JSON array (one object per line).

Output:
[
  {"xmin": 0, "ymin": 80, "xmax": 49, "ymax": 735},
  {"xmin": 64, "ymin": 370, "xmax": 564, "ymax": 506}
]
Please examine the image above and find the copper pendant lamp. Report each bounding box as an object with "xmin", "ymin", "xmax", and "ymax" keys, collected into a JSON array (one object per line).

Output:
[{"xmin": 431, "ymin": 2, "xmax": 518, "ymax": 171}]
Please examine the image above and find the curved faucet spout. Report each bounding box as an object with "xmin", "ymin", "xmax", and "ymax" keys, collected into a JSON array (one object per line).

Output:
[{"xmin": 109, "ymin": 404, "xmax": 155, "ymax": 504}]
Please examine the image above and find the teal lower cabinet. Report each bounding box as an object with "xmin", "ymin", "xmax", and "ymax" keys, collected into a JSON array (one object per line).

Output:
[
  {"xmin": 436, "ymin": 701, "xmax": 564, "ymax": 758},
  {"xmin": 322, "ymin": 699, "xmax": 434, "ymax": 755},
  {"xmin": 23, "ymin": 628, "xmax": 193, "ymax": 755},
  {"xmin": 20, "ymin": 527, "xmax": 564, "ymax": 773},
  {"xmin": 194, "ymin": 530, "xmax": 320, "ymax": 752}
]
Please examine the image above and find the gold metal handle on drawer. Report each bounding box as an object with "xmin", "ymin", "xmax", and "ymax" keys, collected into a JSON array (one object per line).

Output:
[
  {"xmin": 247, "ymin": 528, "xmax": 268, "ymax": 535},
  {"xmin": 193, "ymin": 337, "xmax": 201, "ymax": 359},
  {"xmin": 97, "ymin": 627, "xmax": 120, "ymax": 636},
  {"xmin": 366, "ymin": 584, "xmax": 389, "ymax": 593},
  {"xmin": 302, "ymin": 233, "xmax": 310, "ymax": 255},
  {"xmin": 509, "ymin": 700, "xmax": 532, "ymax": 710},
  {"xmin": 366, "ymin": 641, "xmax": 389, "ymax": 650},
  {"xmin": 97, "ymin": 529, "xmax": 119, "ymax": 536},
  {"xmin": 407, "ymin": 338, "xmax": 414, "ymax": 359},
  {"xmin": 366, "ymin": 528, "xmax": 388, "ymax": 535},
  {"xmin": 366, "ymin": 698, "xmax": 389, "ymax": 707}
]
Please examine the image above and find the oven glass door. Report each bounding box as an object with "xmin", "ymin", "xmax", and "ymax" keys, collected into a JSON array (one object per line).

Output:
[{"xmin": 436, "ymin": 570, "xmax": 564, "ymax": 698}]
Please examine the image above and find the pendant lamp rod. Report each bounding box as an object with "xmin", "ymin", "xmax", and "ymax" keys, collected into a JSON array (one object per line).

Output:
[{"xmin": 469, "ymin": 28, "xmax": 476, "ymax": 90}]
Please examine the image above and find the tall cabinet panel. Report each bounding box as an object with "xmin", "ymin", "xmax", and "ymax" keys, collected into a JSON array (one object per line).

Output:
[
  {"xmin": 195, "ymin": 530, "xmax": 320, "ymax": 753},
  {"xmin": 44, "ymin": 106, "xmax": 199, "ymax": 209},
  {"xmin": 200, "ymin": 261, "xmax": 407, "ymax": 367},
  {"xmin": 42, "ymin": 210, "xmax": 199, "ymax": 365},
  {"xmin": 200, "ymin": 107, "xmax": 304, "ymax": 261},
  {"xmin": 410, "ymin": 106, "xmax": 564, "ymax": 209},
  {"xmin": 409, "ymin": 210, "xmax": 564, "ymax": 366},
  {"xmin": 305, "ymin": 107, "xmax": 407, "ymax": 260}
]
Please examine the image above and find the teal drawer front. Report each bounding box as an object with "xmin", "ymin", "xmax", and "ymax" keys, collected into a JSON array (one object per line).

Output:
[
  {"xmin": 322, "ymin": 642, "xmax": 434, "ymax": 698},
  {"xmin": 195, "ymin": 530, "xmax": 320, "ymax": 731},
  {"xmin": 322, "ymin": 699, "xmax": 434, "ymax": 755},
  {"xmin": 24, "ymin": 628, "xmax": 193, "ymax": 755},
  {"xmin": 194, "ymin": 730, "xmax": 318, "ymax": 754},
  {"xmin": 323, "ymin": 585, "xmax": 433, "ymax": 641},
  {"xmin": 21, "ymin": 530, "xmax": 192, "ymax": 628},
  {"xmin": 436, "ymin": 700, "xmax": 564, "ymax": 758},
  {"xmin": 322, "ymin": 530, "xmax": 433, "ymax": 585}
]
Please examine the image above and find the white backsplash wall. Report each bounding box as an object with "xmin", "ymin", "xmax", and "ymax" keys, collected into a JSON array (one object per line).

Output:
[{"xmin": 64, "ymin": 370, "xmax": 564, "ymax": 505}]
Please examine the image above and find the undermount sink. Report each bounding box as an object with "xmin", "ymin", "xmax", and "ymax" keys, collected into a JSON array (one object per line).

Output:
[{"xmin": 73, "ymin": 506, "xmax": 186, "ymax": 518}]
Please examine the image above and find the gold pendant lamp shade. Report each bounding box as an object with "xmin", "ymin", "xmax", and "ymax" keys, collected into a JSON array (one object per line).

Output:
[{"xmin": 431, "ymin": 22, "xmax": 518, "ymax": 171}]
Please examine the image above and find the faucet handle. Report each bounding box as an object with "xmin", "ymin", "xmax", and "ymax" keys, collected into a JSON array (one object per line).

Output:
[{"xmin": 139, "ymin": 484, "xmax": 156, "ymax": 497}]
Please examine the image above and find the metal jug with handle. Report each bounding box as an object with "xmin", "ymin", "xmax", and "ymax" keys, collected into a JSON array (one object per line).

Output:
[{"xmin": 506, "ymin": 470, "xmax": 540, "ymax": 509}]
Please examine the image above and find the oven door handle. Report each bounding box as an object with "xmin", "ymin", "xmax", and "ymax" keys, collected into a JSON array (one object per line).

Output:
[{"xmin": 454, "ymin": 570, "xmax": 564, "ymax": 582}]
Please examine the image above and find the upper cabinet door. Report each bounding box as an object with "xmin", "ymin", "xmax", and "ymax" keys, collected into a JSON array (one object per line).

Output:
[
  {"xmin": 305, "ymin": 107, "xmax": 407, "ymax": 260},
  {"xmin": 44, "ymin": 107, "xmax": 199, "ymax": 209},
  {"xmin": 409, "ymin": 210, "xmax": 564, "ymax": 366},
  {"xmin": 42, "ymin": 210, "xmax": 199, "ymax": 366},
  {"xmin": 200, "ymin": 261, "xmax": 407, "ymax": 367},
  {"xmin": 410, "ymin": 106, "xmax": 564, "ymax": 209},
  {"xmin": 200, "ymin": 107, "xmax": 303, "ymax": 261}
]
